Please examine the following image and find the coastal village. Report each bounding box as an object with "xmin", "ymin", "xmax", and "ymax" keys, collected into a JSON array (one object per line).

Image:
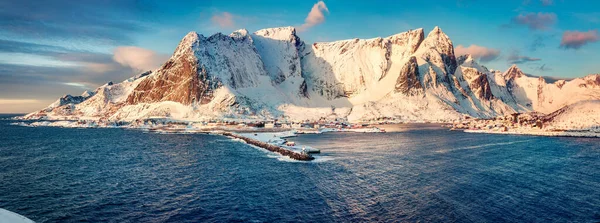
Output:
[{"xmin": 450, "ymin": 111, "xmax": 600, "ymax": 138}]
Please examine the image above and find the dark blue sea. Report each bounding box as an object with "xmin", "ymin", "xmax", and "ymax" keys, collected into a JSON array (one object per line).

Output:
[{"xmin": 1, "ymin": 114, "xmax": 599, "ymax": 222}]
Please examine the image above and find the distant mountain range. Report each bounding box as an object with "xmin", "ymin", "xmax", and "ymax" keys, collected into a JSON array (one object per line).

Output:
[{"xmin": 24, "ymin": 26, "xmax": 600, "ymax": 122}]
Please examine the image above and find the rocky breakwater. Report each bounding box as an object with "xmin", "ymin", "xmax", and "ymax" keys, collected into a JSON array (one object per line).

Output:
[{"xmin": 222, "ymin": 132, "xmax": 315, "ymax": 161}]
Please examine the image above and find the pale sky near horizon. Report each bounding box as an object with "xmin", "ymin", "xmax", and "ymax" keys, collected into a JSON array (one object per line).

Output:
[{"xmin": 1, "ymin": 0, "xmax": 599, "ymax": 113}]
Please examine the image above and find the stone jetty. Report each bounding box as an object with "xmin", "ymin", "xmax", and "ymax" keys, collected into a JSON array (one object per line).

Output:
[{"xmin": 222, "ymin": 132, "xmax": 315, "ymax": 161}]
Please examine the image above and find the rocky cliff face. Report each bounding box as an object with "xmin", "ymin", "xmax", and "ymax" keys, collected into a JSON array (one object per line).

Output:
[
  {"xmin": 25, "ymin": 26, "xmax": 600, "ymax": 122},
  {"xmin": 127, "ymin": 35, "xmax": 212, "ymax": 105},
  {"xmin": 456, "ymin": 55, "xmax": 493, "ymax": 100},
  {"xmin": 395, "ymin": 56, "xmax": 422, "ymax": 95}
]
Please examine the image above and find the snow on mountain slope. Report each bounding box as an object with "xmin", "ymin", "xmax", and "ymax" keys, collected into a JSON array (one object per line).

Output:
[
  {"xmin": 252, "ymin": 27, "xmax": 303, "ymax": 84},
  {"xmin": 23, "ymin": 26, "xmax": 600, "ymax": 124},
  {"xmin": 544, "ymin": 100, "xmax": 600, "ymax": 131},
  {"xmin": 24, "ymin": 73, "xmax": 150, "ymax": 120},
  {"xmin": 298, "ymin": 26, "xmax": 509, "ymax": 121},
  {"xmin": 507, "ymin": 66, "xmax": 600, "ymax": 113},
  {"xmin": 346, "ymin": 93, "xmax": 463, "ymax": 122},
  {"xmin": 301, "ymin": 28, "xmax": 424, "ymax": 100},
  {"xmin": 450, "ymin": 55, "xmax": 520, "ymax": 117},
  {"xmin": 251, "ymin": 27, "xmax": 309, "ymax": 100},
  {"xmin": 78, "ymin": 76, "xmax": 148, "ymax": 117}
]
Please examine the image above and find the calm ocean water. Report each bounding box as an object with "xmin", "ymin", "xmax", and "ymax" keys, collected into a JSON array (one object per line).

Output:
[{"xmin": 0, "ymin": 114, "xmax": 599, "ymax": 222}]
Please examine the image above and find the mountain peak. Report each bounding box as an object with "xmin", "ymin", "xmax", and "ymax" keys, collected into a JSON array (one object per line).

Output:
[
  {"xmin": 230, "ymin": 29, "xmax": 252, "ymax": 42},
  {"xmin": 231, "ymin": 29, "xmax": 249, "ymax": 37},
  {"xmin": 181, "ymin": 31, "xmax": 200, "ymax": 44},
  {"xmin": 423, "ymin": 26, "xmax": 452, "ymax": 46},
  {"xmin": 256, "ymin": 26, "xmax": 296, "ymax": 33},
  {"xmin": 467, "ymin": 54, "xmax": 474, "ymax": 60},
  {"xmin": 416, "ymin": 26, "xmax": 457, "ymax": 75},
  {"xmin": 457, "ymin": 54, "xmax": 475, "ymax": 66},
  {"xmin": 428, "ymin": 26, "xmax": 446, "ymax": 37},
  {"xmin": 173, "ymin": 31, "xmax": 201, "ymax": 56},
  {"xmin": 253, "ymin": 26, "xmax": 299, "ymax": 41},
  {"xmin": 504, "ymin": 64, "xmax": 524, "ymax": 80}
]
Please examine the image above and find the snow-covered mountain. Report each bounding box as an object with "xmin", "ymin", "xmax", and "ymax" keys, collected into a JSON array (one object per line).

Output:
[{"xmin": 23, "ymin": 27, "xmax": 600, "ymax": 123}]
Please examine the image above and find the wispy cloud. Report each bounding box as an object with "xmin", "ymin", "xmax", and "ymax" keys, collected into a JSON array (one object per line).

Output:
[
  {"xmin": 113, "ymin": 46, "xmax": 168, "ymax": 71},
  {"xmin": 0, "ymin": 99, "xmax": 39, "ymax": 104},
  {"xmin": 540, "ymin": 0, "xmax": 553, "ymax": 6},
  {"xmin": 297, "ymin": 1, "xmax": 329, "ymax": 32},
  {"xmin": 211, "ymin": 12, "xmax": 236, "ymax": 28},
  {"xmin": 0, "ymin": 39, "xmax": 168, "ymax": 104},
  {"xmin": 521, "ymin": 0, "xmax": 554, "ymax": 7},
  {"xmin": 0, "ymin": 1, "xmax": 152, "ymax": 45},
  {"xmin": 508, "ymin": 12, "xmax": 557, "ymax": 30},
  {"xmin": 456, "ymin": 0, "xmax": 476, "ymax": 7},
  {"xmin": 455, "ymin": 44, "xmax": 501, "ymax": 62},
  {"xmin": 533, "ymin": 64, "xmax": 553, "ymax": 72},
  {"xmin": 530, "ymin": 35, "xmax": 547, "ymax": 51},
  {"xmin": 560, "ymin": 30, "xmax": 599, "ymax": 49},
  {"xmin": 508, "ymin": 51, "xmax": 541, "ymax": 64},
  {"xmin": 63, "ymin": 82, "xmax": 89, "ymax": 89}
]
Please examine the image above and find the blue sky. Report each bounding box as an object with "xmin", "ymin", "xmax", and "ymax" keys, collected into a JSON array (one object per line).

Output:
[{"xmin": 1, "ymin": 0, "xmax": 599, "ymax": 113}]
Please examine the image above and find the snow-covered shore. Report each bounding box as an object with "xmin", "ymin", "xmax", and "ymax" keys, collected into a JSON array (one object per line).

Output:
[{"xmin": 464, "ymin": 129, "xmax": 600, "ymax": 138}]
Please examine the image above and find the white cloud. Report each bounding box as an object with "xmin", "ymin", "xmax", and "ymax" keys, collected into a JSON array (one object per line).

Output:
[
  {"xmin": 455, "ymin": 44, "xmax": 501, "ymax": 62},
  {"xmin": 113, "ymin": 46, "xmax": 168, "ymax": 71},
  {"xmin": 63, "ymin": 82, "xmax": 89, "ymax": 88},
  {"xmin": 297, "ymin": 1, "xmax": 329, "ymax": 32},
  {"xmin": 211, "ymin": 12, "xmax": 235, "ymax": 28}
]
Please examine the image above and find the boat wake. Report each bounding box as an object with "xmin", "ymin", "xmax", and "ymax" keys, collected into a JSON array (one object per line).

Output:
[
  {"xmin": 266, "ymin": 154, "xmax": 334, "ymax": 163},
  {"xmin": 436, "ymin": 140, "xmax": 532, "ymax": 154}
]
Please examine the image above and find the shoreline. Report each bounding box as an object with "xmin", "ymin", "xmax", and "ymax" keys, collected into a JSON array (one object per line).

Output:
[{"xmin": 8, "ymin": 119, "xmax": 385, "ymax": 162}]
